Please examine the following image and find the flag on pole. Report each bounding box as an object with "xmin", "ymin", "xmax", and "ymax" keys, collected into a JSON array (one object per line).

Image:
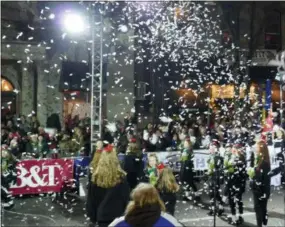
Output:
[{"xmin": 265, "ymin": 79, "xmax": 271, "ymax": 111}]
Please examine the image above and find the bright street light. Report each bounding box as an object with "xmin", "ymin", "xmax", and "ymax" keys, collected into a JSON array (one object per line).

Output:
[{"xmin": 63, "ymin": 12, "xmax": 86, "ymax": 34}]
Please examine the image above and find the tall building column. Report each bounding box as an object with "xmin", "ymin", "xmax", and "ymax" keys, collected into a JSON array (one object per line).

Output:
[
  {"xmin": 21, "ymin": 63, "xmax": 34, "ymax": 116},
  {"xmin": 36, "ymin": 61, "xmax": 49, "ymax": 126},
  {"xmin": 46, "ymin": 61, "xmax": 63, "ymax": 124},
  {"xmin": 106, "ymin": 31, "xmax": 135, "ymax": 122}
]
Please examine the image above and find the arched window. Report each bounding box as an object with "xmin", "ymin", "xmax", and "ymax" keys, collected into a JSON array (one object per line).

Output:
[{"xmin": 1, "ymin": 78, "xmax": 14, "ymax": 92}]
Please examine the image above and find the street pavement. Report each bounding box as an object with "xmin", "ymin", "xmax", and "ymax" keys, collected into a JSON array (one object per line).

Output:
[{"xmin": 2, "ymin": 182, "xmax": 285, "ymax": 227}]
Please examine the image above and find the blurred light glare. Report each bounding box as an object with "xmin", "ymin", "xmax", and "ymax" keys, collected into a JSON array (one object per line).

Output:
[
  {"xmin": 49, "ymin": 13, "xmax": 55, "ymax": 19},
  {"xmin": 63, "ymin": 13, "xmax": 85, "ymax": 33}
]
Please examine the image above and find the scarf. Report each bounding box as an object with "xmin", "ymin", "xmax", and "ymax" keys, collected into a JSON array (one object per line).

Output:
[
  {"xmin": 148, "ymin": 168, "xmax": 158, "ymax": 185},
  {"xmin": 125, "ymin": 204, "xmax": 161, "ymax": 227}
]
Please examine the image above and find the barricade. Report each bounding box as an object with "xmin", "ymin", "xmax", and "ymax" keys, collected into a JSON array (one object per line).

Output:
[
  {"xmin": 9, "ymin": 146, "xmax": 282, "ymax": 196},
  {"xmin": 9, "ymin": 158, "xmax": 74, "ymax": 196}
]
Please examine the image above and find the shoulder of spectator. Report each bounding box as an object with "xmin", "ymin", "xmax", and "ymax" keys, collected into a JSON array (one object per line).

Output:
[
  {"xmin": 108, "ymin": 216, "xmax": 126, "ymax": 227},
  {"xmin": 161, "ymin": 212, "xmax": 183, "ymax": 227}
]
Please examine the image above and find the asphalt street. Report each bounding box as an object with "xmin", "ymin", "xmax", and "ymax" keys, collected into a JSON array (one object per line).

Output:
[{"xmin": 2, "ymin": 182, "xmax": 285, "ymax": 227}]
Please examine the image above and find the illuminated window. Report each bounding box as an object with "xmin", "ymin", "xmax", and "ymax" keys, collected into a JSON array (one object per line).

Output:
[
  {"xmin": 211, "ymin": 84, "xmax": 235, "ymax": 99},
  {"xmin": 1, "ymin": 78, "xmax": 14, "ymax": 92}
]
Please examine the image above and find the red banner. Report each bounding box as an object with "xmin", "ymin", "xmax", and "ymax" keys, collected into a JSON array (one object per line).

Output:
[{"xmin": 9, "ymin": 159, "xmax": 74, "ymax": 195}]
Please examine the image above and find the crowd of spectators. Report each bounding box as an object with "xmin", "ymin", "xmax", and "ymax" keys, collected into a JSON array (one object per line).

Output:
[
  {"xmin": 1, "ymin": 110, "xmax": 284, "ymax": 161},
  {"xmin": 1, "ymin": 113, "xmax": 91, "ymax": 160}
]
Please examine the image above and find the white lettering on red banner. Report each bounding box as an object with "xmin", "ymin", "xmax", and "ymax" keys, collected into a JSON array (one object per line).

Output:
[{"xmin": 10, "ymin": 159, "xmax": 74, "ymax": 195}]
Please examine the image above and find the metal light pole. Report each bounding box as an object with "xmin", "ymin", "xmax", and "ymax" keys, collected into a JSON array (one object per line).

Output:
[
  {"xmin": 89, "ymin": 3, "xmax": 104, "ymax": 152},
  {"xmin": 62, "ymin": 5, "xmax": 104, "ymax": 154}
]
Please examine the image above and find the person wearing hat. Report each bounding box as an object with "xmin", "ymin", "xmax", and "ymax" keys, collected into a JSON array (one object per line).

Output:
[
  {"xmin": 207, "ymin": 140, "xmax": 224, "ymax": 216},
  {"xmin": 226, "ymin": 144, "xmax": 247, "ymax": 225},
  {"xmin": 123, "ymin": 138, "xmax": 144, "ymax": 190},
  {"xmin": 180, "ymin": 137, "xmax": 199, "ymax": 202}
]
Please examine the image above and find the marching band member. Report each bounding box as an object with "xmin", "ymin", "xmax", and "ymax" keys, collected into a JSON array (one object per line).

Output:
[
  {"xmin": 180, "ymin": 137, "xmax": 199, "ymax": 202},
  {"xmin": 248, "ymin": 140, "xmax": 271, "ymax": 227},
  {"xmin": 156, "ymin": 167, "xmax": 180, "ymax": 216},
  {"xmin": 226, "ymin": 144, "xmax": 247, "ymax": 225},
  {"xmin": 207, "ymin": 140, "xmax": 224, "ymax": 216},
  {"xmin": 123, "ymin": 138, "xmax": 144, "ymax": 190},
  {"xmin": 222, "ymin": 143, "xmax": 233, "ymax": 203},
  {"xmin": 145, "ymin": 154, "xmax": 165, "ymax": 186},
  {"xmin": 86, "ymin": 145, "xmax": 130, "ymax": 227}
]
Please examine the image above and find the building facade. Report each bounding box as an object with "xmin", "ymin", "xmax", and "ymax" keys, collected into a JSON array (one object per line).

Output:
[
  {"xmin": 1, "ymin": 2, "xmax": 135, "ymax": 126},
  {"xmin": 168, "ymin": 2, "xmax": 285, "ymax": 116}
]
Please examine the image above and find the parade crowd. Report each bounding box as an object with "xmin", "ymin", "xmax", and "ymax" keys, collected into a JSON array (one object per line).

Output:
[{"xmin": 1, "ymin": 112, "xmax": 285, "ymax": 227}]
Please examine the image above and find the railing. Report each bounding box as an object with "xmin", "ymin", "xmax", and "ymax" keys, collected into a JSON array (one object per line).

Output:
[{"xmin": 226, "ymin": 49, "xmax": 277, "ymax": 66}]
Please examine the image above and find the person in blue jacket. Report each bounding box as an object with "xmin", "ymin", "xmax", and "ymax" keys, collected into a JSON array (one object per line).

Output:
[{"xmin": 109, "ymin": 183, "xmax": 183, "ymax": 227}]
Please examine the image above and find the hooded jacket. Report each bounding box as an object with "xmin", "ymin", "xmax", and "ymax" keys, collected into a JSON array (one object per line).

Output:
[
  {"xmin": 109, "ymin": 206, "xmax": 183, "ymax": 227},
  {"xmin": 249, "ymin": 160, "xmax": 271, "ymax": 199}
]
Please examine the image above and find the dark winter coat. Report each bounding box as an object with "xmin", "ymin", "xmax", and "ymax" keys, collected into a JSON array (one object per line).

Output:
[
  {"xmin": 250, "ymin": 161, "xmax": 271, "ymax": 199},
  {"xmin": 103, "ymin": 131, "xmax": 114, "ymax": 144},
  {"xmin": 158, "ymin": 190, "xmax": 177, "ymax": 216},
  {"xmin": 123, "ymin": 152, "xmax": 144, "ymax": 189},
  {"xmin": 30, "ymin": 120, "xmax": 40, "ymax": 134},
  {"xmin": 207, "ymin": 154, "xmax": 224, "ymax": 186},
  {"xmin": 180, "ymin": 148, "xmax": 194, "ymax": 184},
  {"xmin": 117, "ymin": 134, "xmax": 129, "ymax": 154},
  {"xmin": 227, "ymin": 154, "xmax": 247, "ymax": 193},
  {"xmin": 46, "ymin": 113, "xmax": 62, "ymax": 132},
  {"xmin": 156, "ymin": 137, "xmax": 167, "ymax": 150},
  {"xmin": 86, "ymin": 177, "xmax": 130, "ymax": 225}
]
